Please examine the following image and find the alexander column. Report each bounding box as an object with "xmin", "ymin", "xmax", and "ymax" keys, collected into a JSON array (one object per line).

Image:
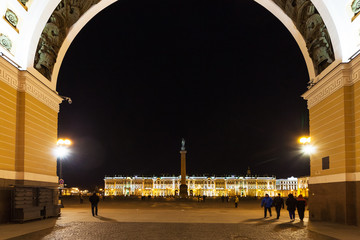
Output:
[{"xmin": 179, "ymin": 138, "xmax": 188, "ymax": 198}]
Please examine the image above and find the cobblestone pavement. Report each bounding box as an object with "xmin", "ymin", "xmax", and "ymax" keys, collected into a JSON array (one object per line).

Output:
[
  {"xmin": 9, "ymin": 221, "xmax": 336, "ymax": 240},
  {"xmin": 2, "ymin": 198, "xmax": 359, "ymax": 240}
]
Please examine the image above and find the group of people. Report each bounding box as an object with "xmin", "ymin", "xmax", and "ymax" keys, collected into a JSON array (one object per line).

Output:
[
  {"xmin": 88, "ymin": 192, "xmax": 306, "ymax": 219},
  {"xmin": 261, "ymin": 193, "xmax": 307, "ymax": 221}
]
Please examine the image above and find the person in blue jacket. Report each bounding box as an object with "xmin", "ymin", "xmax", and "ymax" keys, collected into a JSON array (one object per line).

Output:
[{"xmin": 261, "ymin": 194, "xmax": 273, "ymax": 218}]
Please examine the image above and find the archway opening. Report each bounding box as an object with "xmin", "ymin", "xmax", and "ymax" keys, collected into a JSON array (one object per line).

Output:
[{"xmin": 56, "ymin": 0, "xmax": 309, "ymax": 189}]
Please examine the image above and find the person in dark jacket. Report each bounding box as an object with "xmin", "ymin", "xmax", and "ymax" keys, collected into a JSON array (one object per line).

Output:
[
  {"xmin": 286, "ymin": 193, "xmax": 297, "ymax": 221},
  {"xmin": 296, "ymin": 194, "xmax": 307, "ymax": 221},
  {"xmin": 261, "ymin": 194, "xmax": 273, "ymax": 218},
  {"xmin": 89, "ymin": 192, "xmax": 100, "ymax": 216},
  {"xmin": 273, "ymin": 193, "xmax": 284, "ymax": 219}
]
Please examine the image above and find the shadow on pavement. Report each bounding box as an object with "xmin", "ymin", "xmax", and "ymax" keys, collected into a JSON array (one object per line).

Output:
[
  {"xmin": 241, "ymin": 217, "xmax": 279, "ymax": 225},
  {"xmin": 273, "ymin": 222, "xmax": 305, "ymax": 232},
  {"xmin": 96, "ymin": 215, "xmax": 118, "ymax": 222},
  {"xmin": 7, "ymin": 226, "xmax": 63, "ymax": 240}
]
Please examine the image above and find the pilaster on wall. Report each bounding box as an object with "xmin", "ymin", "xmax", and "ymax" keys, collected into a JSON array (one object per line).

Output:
[
  {"xmin": 0, "ymin": 56, "xmax": 62, "ymax": 185},
  {"xmin": 302, "ymin": 54, "xmax": 360, "ymax": 225}
]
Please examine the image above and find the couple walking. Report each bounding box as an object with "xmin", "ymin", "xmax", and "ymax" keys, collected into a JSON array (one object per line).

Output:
[
  {"xmin": 261, "ymin": 193, "xmax": 306, "ymax": 220},
  {"xmin": 286, "ymin": 193, "xmax": 307, "ymax": 221}
]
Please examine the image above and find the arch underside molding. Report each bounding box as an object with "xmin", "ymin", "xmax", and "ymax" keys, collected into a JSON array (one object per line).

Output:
[
  {"xmin": 31, "ymin": 0, "xmax": 336, "ymax": 89},
  {"xmin": 271, "ymin": 0, "xmax": 335, "ymax": 77}
]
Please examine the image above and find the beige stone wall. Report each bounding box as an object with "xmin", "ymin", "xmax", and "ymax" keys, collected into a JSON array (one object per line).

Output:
[
  {"xmin": 23, "ymin": 92, "xmax": 58, "ymax": 175},
  {"xmin": 303, "ymin": 54, "xmax": 360, "ymax": 225},
  {"xmin": 309, "ymin": 85, "xmax": 355, "ymax": 176},
  {"xmin": 0, "ymin": 60, "xmax": 17, "ymax": 172},
  {"xmin": 354, "ymin": 80, "xmax": 360, "ymax": 173},
  {"xmin": 0, "ymin": 57, "xmax": 62, "ymax": 184}
]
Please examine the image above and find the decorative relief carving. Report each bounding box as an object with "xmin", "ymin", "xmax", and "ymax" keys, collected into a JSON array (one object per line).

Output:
[
  {"xmin": 272, "ymin": 0, "xmax": 335, "ymax": 77},
  {"xmin": 1, "ymin": 59, "xmax": 62, "ymax": 112},
  {"xmin": 18, "ymin": 75, "xmax": 62, "ymax": 112},
  {"xmin": 18, "ymin": 0, "xmax": 29, "ymax": 10},
  {"xmin": 0, "ymin": 33, "xmax": 12, "ymax": 51},
  {"xmin": 5, "ymin": 9, "xmax": 18, "ymax": 29},
  {"xmin": 352, "ymin": 0, "xmax": 360, "ymax": 15},
  {"xmin": 0, "ymin": 62, "xmax": 18, "ymax": 89},
  {"xmin": 307, "ymin": 77, "xmax": 343, "ymax": 108},
  {"xmin": 34, "ymin": 0, "xmax": 100, "ymax": 80},
  {"xmin": 20, "ymin": 0, "xmax": 29, "ymax": 6}
]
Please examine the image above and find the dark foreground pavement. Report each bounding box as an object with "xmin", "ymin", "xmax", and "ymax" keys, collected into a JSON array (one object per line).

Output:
[{"xmin": 1, "ymin": 198, "xmax": 359, "ymax": 240}]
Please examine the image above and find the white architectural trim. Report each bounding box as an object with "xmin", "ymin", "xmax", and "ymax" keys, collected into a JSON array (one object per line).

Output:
[
  {"xmin": 255, "ymin": 0, "xmax": 315, "ymax": 80},
  {"xmin": 302, "ymin": 53, "xmax": 360, "ymax": 109},
  {"xmin": 309, "ymin": 172, "xmax": 360, "ymax": 184},
  {"xmin": 51, "ymin": 0, "xmax": 117, "ymax": 89},
  {"xmin": 0, "ymin": 169, "xmax": 58, "ymax": 183}
]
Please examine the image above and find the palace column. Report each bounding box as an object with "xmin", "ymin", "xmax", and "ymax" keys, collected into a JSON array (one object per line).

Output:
[{"xmin": 180, "ymin": 138, "xmax": 188, "ymax": 198}]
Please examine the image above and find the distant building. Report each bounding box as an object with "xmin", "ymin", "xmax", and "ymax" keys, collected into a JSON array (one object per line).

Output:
[
  {"xmin": 104, "ymin": 175, "xmax": 288, "ymax": 197},
  {"xmin": 275, "ymin": 176, "xmax": 309, "ymax": 198}
]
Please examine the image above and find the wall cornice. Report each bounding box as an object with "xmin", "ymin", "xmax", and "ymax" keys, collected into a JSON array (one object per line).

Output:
[
  {"xmin": 302, "ymin": 54, "xmax": 360, "ymax": 109},
  {"xmin": 0, "ymin": 56, "xmax": 19, "ymax": 89},
  {"xmin": 18, "ymin": 71, "xmax": 62, "ymax": 112},
  {"xmin": 0, "ymin": 56, "xmax": 62, "ymax": 112}
]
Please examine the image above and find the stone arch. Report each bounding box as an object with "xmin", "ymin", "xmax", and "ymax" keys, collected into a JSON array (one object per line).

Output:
[
  {"xmin": 0, "ymin": 0, "xmax": 353, "ymax": 89},
  {"xmin": 29, "ymin": 0, "xmax": 339, "ymax": 91},
  {"xmin": 1, "ymin": 0, "xmax": 360, "ymax": 226}
]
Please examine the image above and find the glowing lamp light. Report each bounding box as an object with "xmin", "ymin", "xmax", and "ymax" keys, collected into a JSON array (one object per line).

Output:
[
  {"xmin": 302, "ymin": 144, "xmax": 316, "ymax": 155},
  {"xmin": 54, "ymin": 146, "xmax": 70, "ymax": 158},
  {"xmin": 299, "ymin": 137, "xmax": 311, "ymax": 144},
  {"xmin": 57, "ymin": 138, "xmax": 72, "ymax": 146}
]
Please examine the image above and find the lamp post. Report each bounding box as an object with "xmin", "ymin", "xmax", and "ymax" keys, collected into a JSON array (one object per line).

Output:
[
  {"xmin": 298, "ymin": 136, "xmax": 315, "ymax": 155},
  {"xmin": 55, "ymin": 139, "xmax": 72, "ymax": 194},
  {"xmin": 298, "ymin": 136, "xmax": 315, "ymax": 176}
]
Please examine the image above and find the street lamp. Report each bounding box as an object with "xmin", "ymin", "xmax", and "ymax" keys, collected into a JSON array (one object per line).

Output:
[
  {"xmin": 54, "ymin": 138, "xmax": 72, "ymax": 189},
  {"xmin": 298, "ymin": 136, "xmax": 316, "ymax": 155}
]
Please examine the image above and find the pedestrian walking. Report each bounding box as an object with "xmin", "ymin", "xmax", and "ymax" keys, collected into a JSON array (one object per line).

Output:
[
  {"xmin": 286, "ymin": 193, "xmax": 297, "ymax": 221},
  {"xmin": 296, "ymin": 194, "xmax": 307, "ymax": 221},
  {"xmin": 273, "ymin": 193, "xmax": 284, "ymax": 219},
  {"xmin": 261, "ymin": 194, "xmax": 273, "ymax": 218},
  {"xmin": 89, "ymin": 192, "xmax": 100, "ymax": 216},
  {"xmin": 234, "ymin": 196, "xmax": 239, "ymax": 208}
]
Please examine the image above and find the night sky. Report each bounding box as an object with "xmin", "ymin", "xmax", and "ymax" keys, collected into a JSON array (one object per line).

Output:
[{"xmin": 57, "ymin": 0, "xmax": 310, "ymax": 190}]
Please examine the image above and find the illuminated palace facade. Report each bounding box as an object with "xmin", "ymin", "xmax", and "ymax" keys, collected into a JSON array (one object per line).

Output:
[{"xmin": 104, "ymin": 176, "xmax": 309, "ymax": 198}]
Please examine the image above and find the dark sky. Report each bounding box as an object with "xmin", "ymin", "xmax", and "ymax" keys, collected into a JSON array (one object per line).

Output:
[{"xmin": 57, "ymin": 0, "xmax": 310, "ymax": 190}]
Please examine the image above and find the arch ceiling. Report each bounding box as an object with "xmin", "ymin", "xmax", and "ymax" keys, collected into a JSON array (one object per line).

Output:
[{"xmin": 0, "ymin": 0, "xmax": 359, "ymax": 91}]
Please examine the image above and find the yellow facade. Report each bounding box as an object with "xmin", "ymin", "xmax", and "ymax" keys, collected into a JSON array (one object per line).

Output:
[
  {"xmin": 302, "ymin": 56, "xmax": 360, "ymax": 225},
  {"xmin": 309, "ymin": 86, "xmax": 355, "ymax": 176},
  {"xmin": 103, "ymin": 176, "xmax": 298, "ymax": 198},
  {"xmin": 0, "ymin": 74, "xmax": 16, "ymax": 171},
  {"xmin": 0, "ymin": 57, "xmax": 62, "ymax": 184},
  {"xmin": 355, "ymin": 80, "xmax": 360, "ymax": 172}
]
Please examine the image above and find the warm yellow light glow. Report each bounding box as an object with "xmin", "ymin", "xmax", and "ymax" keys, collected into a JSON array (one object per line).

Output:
[
  {"xmin": 57, "ymin": 138, "xmax": 72, "ymax": 146},
  {"xmin": 299, "ymin": 137, "xmax": 311, "ymax": 144},
  {"xmin": 54, "ymin": 146, "xmax": 70, "ymax": 158},
  {"xmin": 302, "ymin": 144, "xmax": 316, "ymax": 155}
]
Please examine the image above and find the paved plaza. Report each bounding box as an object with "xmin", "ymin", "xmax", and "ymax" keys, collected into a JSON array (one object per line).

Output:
[{"xmin": 1, "ymin": 198, "xmax": 360, "ymax": 240}]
